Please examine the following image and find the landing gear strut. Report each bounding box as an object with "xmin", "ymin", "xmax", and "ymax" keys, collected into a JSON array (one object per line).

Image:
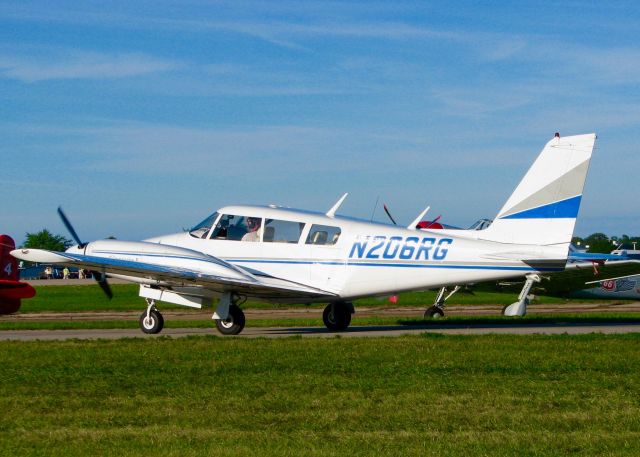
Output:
[
  {"xmin": 322, "ymin": 301, "xmax": 353, "ymax": 331},
  {"xmin": 424, "ymin": 285, "xmax": 461, "ymax": 319},
  {"xmin": 213, "ymin": 293, "xmax": 246, "ymax": 335},
  {"xmin": 503, "ymin": 274, "xmax": 541, "ymax": 317},
  {"xmin": 139, "ymin": 299, "xmax": 164, "ymax": 334}
]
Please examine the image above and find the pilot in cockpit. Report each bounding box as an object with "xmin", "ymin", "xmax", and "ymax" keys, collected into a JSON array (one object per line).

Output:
[{"xmin": 241, "ymin": 217, "xmax": 261, "ymax": 242}]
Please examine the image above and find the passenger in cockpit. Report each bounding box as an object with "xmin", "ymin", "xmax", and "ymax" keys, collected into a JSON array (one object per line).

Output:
[{"xmin": 242, "ymin": 217, "xmax": 261, "ymax": 242}]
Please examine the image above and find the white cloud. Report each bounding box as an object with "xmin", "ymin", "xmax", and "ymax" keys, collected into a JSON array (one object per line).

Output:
[{"xmin": 0, "ymin": 51, "xmax": 180, "ymax": 82}]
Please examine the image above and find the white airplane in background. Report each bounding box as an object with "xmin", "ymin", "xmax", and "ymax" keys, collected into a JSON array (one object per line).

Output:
[{"xmin": 13, "ymin": 133, "xmax": 598, "ymax": 335}]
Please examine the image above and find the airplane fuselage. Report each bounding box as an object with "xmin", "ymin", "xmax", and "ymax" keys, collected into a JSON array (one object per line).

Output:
[{"xmin": 141, "ymin": 204, "xmax": 567, "ymax": 302}]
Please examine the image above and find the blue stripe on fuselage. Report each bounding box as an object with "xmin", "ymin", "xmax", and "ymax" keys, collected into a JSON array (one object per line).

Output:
[{"xmin": 227, "ymin": 259, "xmax": 563, "ymax": 272}]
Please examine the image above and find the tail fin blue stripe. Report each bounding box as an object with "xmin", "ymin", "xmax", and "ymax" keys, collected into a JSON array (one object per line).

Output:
[{"xmin": 500, "ymin": 195, "xmax": 582, "ymax": 219}]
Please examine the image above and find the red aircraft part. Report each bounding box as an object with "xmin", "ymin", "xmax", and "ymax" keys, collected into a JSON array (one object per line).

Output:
[
  {"xmin": 0, "ymin": 234, "xmax": 36, "ymax": 314},
  {"xmin": 416, "ymin": 220, "xmax": 444, "ymax": 230}
]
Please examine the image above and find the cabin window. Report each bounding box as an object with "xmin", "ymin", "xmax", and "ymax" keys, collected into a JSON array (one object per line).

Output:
[
  {"xmin": 189, "ymin": 212, "xmax": 219, "ymax": 239},
  {"xmin": 306, "ymin": 224, "xmax": 341, "ymax": 245},
  {"xmin": 263, "ymin": 219, "xmax": 305, "ymax": 243},
  {"xmin": 211, "ymin": 214, "xmax": 263, "ymax": 241}
]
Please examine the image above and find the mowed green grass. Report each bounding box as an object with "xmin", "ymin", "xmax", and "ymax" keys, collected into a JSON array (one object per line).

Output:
[
  {"xmin": 24, "ymin": 284, "xmax": 161, "ymax": 312},
  {"xmin": 1, "ymin": 334, "xmax": 639, "ymax": 456}
]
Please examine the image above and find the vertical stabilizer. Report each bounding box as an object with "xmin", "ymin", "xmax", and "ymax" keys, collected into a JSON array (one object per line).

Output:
[{"xmin": 480, "ymin": 133, "xmax": 596, "ymax": 246}]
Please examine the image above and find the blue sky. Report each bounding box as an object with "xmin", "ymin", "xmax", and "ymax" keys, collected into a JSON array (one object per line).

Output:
[{"xmin": 1, "ymin": 1, "xmax": 639, "ymax": 244}]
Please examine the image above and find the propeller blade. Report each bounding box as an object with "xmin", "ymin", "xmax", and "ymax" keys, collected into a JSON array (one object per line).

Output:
[
  {"xmin": 57, "ymin": 207, "xmax": 113, "ymax": 300},
  {"xmin": 383, "ymin": 204, "xmax": 397, "ymax": 225},
  {"xmin": 92, "ymin": 271, "xmax": 113, "ymax": 300},
  {"xmin": 57, "ymin": 207, "xmax": 84, "ymax": 247},
  {"xmin": 424, "ymin": 215, "xmax": 442, "ymax": 228}
]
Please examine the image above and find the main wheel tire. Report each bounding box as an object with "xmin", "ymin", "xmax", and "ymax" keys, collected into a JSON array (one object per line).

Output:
[
  {"xmin": 139, "ymin": 309, "xmax": 164, "ymax": 334},
  {"xmin": 424, "ymin": 306, "xmax": 445, "ymax": 319},
  {"xmin": 323, "ymin": 302, "xmax": 352, "ymax": 331},
  {"xmin": 215, "ymin": 304, "xmax": 246, "ymax": 335}
]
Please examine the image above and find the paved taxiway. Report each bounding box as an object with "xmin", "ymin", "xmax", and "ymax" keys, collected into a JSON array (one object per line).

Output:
[{"xmin": 2, "ymin": 322, "xmax": 640, "ymax": 341}]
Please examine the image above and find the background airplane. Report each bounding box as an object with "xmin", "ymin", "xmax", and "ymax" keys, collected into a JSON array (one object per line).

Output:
[
  {"xmin": 0, "ymin": 235, "xmax": 36, "ymax": 314},
  {"xmin": 12, "ymin": 133, "xmax": 599, "ymax": 334}
]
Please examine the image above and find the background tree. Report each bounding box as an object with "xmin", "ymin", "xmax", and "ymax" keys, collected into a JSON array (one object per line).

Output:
[
  {"xmin": 583, "ymin": 232, "xmax": 616, "ymax": 253},
  {"xmin": 22, "ymin": 229, "xmax": 72, "ymax": 252},
  {"xmin": 572, "ymin": 233, "xmax": 640, "ymax": 253}
]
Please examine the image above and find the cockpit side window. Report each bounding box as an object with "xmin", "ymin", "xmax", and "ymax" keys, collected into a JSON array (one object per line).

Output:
[
  {"xmin": 189, "ymin": 212, "xmax": 219, "ymax": 239},
  {"xmin": 306, "ymin": 224, "xmax": 341, "ymax": 245},
  {"xmin": 211, "ymin": 214, "xmax": 263, "ymax": 241},
  {"xmin": 263, "ymin": 219, "xmax": 305, "ymax": 243}
]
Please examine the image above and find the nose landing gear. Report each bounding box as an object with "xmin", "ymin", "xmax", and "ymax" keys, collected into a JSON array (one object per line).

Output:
[{"xmin": 139, "ymin": 299, "xmax": 164, "ymax": 334}]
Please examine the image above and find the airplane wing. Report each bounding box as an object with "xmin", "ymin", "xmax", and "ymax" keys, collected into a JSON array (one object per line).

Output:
[{"xmin": 11, "ymin": 247, "xmax": 336, "ymax": 301}]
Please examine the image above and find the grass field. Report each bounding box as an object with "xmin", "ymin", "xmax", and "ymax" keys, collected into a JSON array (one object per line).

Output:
[{"xmin": 1, "ymin": 334, "xmax": 639, "ymax": 456}]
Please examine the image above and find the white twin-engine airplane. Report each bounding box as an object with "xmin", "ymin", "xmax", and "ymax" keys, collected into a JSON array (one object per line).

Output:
[{"xmin": 13, "ymin": 133, "xmax": 597, "ymax": 335}]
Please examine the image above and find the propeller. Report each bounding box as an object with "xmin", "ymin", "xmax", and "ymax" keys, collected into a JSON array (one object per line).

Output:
[
  {"xmin": 92, "ymin": 271, "xmax": 113, "ymax": 300},
  {"xmin": 423, "ymin": 215, "xmax": 442, "ymax": 228},
  {"xmin": 57, "ymin": 207, "xmax": 85, "ymax": 248},
  {"xmin": 383, "ymin": 204, "xmax": 397, "ymax": 225},
  {"xmin": 57, "ymin": 207, "xmax": 113, "ymax": 299}
]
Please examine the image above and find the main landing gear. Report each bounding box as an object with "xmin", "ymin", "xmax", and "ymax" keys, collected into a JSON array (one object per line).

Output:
[
  {"xmin": 424, "ymin": 285, "xmax": 461, "ymax": 319},
  {"xmin": 213, "ymin": 293, "xmax": 246, "ymax": 335},
  {"xmin": 502, "ymin": 274, "xmax": 541, "ymax": 317},
  {"xmin": 139, "ymin": 299, "xmax": 164, "ymax": 334},
  {"xmin": 322, "ymin": 301, "xmax": 354, "ymax": 331}
]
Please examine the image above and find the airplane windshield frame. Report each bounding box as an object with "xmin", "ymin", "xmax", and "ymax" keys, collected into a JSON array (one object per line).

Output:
[{"xmin": 189, "ymin": 212, "xmax": 220, "ymax": 239}]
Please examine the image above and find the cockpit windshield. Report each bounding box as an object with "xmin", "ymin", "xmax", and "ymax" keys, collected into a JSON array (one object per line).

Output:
[
  {"xmin": 468, "ymin": 218, "xmax": 493, "ymax": 231},
  {"xmin": 189, "ymin": 212, "xmax": 219, "ymax": 239}
]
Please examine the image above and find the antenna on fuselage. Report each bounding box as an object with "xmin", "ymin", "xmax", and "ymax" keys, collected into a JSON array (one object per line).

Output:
[
  {"xmin": 407, "ymin": 206, "xmax": 431, "ymax": 230},
  {"xmin": 326, "ymin": 193, "xmax": 348, "ymax": 218},
  {"xmin": 370, "ymin": 196, "xmax": 380, "ymax": 222}
]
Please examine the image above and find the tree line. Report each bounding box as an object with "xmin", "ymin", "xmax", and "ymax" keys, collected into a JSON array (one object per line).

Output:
[{"xmin": 571, "ymin": 233, "xmax": 640, "ymax": 253}]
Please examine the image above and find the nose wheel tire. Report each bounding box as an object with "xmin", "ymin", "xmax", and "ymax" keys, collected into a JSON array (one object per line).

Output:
[
  {"xmin": 323, "ymin": 302, "xmax": 352, "ymax": 331},
  {"xmin": 139, "ymin": 309, "xmax": 164, "ymax": 334},
  {"xmin": 215, "ymin": 304, "xmax": 246, "ymax": 335}
]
